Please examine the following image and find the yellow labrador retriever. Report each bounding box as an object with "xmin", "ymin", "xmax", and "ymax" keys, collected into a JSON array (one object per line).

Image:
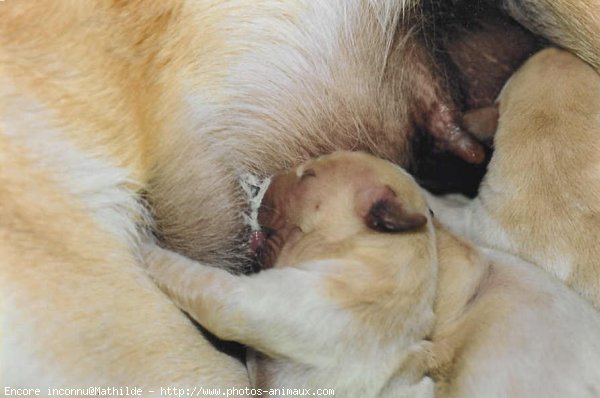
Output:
[
  {"xmin": 3, "ymin": 0, "xmax": 600, "ymax": 390},
  {"xmin": 146, "ymin": 152, "xmax": 600, "ymax": 398}
]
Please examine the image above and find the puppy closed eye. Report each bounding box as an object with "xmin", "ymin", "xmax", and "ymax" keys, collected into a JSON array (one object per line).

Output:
[{"xmin": 300, "ymin": 168, "xmax": 317, "ymax": 181}]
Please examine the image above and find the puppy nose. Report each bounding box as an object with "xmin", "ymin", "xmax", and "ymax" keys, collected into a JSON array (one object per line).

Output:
[{"xmin": 249, "ymin": 230, "xmax": 266, "ymax": 256}]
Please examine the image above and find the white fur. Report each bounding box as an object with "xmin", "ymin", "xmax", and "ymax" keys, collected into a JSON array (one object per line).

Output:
[
  {"xmin": 1, "ymin": 296, "xmax": 64, "ymax": 390},
  {"xmin": 475, "ymin": 247, "xmax": 600, "ymax": 397},
  {"xmin": 425, "ymin": 193, "xmax": 514, "ymax": 252},
  {"xmin": 185, "ymin": 0, "xmax": 418, "ymax": 173}
]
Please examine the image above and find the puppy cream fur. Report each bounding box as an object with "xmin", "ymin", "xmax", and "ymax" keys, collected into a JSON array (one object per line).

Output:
[
  {"xmin": 146, "ymin": 152, "xmax": 600, "ymax": 398},
  {"xmin": 4, "ymin": 0, "xmax": 600, "ymax": 389}
]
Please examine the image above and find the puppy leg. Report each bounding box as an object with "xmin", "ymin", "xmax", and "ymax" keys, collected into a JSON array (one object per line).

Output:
[
  {"xmin": 501, "ymin": 0, "xmax": 600, "ymax": 71},
  {"xmin": 144, "ymin": 245, "xmax": 344, "ymax": 364},
  {"xmin": 424, "ymin": 191, "xmax": 473, "ymax": 236}
]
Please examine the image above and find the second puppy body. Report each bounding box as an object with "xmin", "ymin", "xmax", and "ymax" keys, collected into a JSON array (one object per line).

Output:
[
  {"xmin": 146, "ymin": 151, "xmax": 600, "ymax": 398},
  {"xmin": 427, "ymin": 48, "xmax": 600, "ymax": 309}
]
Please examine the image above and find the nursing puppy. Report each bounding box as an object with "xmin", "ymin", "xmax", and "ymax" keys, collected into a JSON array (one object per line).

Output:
[
  {"xmin": 427, "ymin": 48, "xmax": 600, "ymax": 309},
  {"xmin": 145, "ymin": 152, "xmax": 438, "ymax": 398},
  {"xmin": 146, "ymin": 151, "xmax": 600, "ymax": 398}
]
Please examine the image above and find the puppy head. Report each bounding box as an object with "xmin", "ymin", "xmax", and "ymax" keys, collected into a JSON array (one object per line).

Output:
[{"xmin": 257, "ymin": 151, "xmax": 430, "ymax": 268}]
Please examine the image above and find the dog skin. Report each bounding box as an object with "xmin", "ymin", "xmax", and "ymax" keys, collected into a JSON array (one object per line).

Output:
[
  {"xmin": 145, "ymin": 152, "xmax": 438, "ymax": 398},
  {"xmin": 427, "ymin": 48, "xmax": 600, "ymax": 310},
  {"xmin": 146, "ymin": 151, "xmax": 600, "ymax": 398}
]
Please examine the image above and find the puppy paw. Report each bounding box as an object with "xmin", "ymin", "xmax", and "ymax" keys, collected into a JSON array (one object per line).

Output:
[
  {"xmin": 463, "ymin": 106, "xmax": 499, "ymax": 144},
  {"xmin": 138, "ymin": 242, "xmax": 186, "ymax": 284}
]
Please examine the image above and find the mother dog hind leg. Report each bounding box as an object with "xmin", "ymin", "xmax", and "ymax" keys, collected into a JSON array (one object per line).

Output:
[{"xmin": 0, "ymin": 135, "xmax": 249, "ymax": 393}]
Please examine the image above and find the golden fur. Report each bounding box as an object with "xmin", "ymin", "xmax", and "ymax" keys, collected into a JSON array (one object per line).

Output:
[
  {"xmin": 502, "ymin": 0, "xmax": 600, "ymax": 72},
  {"xmin": 490, "ymin": 48, "xmax": 600, "ymax": 306}
]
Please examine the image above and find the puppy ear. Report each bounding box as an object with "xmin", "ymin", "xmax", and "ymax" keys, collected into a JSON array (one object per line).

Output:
[
  {"xmin": 358, "ymin": 186, "xmax": 427, "ymax": 233},
  {"xmin": 463, "ymin": 105, "xmax": 499, "ymax": 143},
  {"xmin": 366, "ymin": 199, "xmax": 427, "ymax": 233}
]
